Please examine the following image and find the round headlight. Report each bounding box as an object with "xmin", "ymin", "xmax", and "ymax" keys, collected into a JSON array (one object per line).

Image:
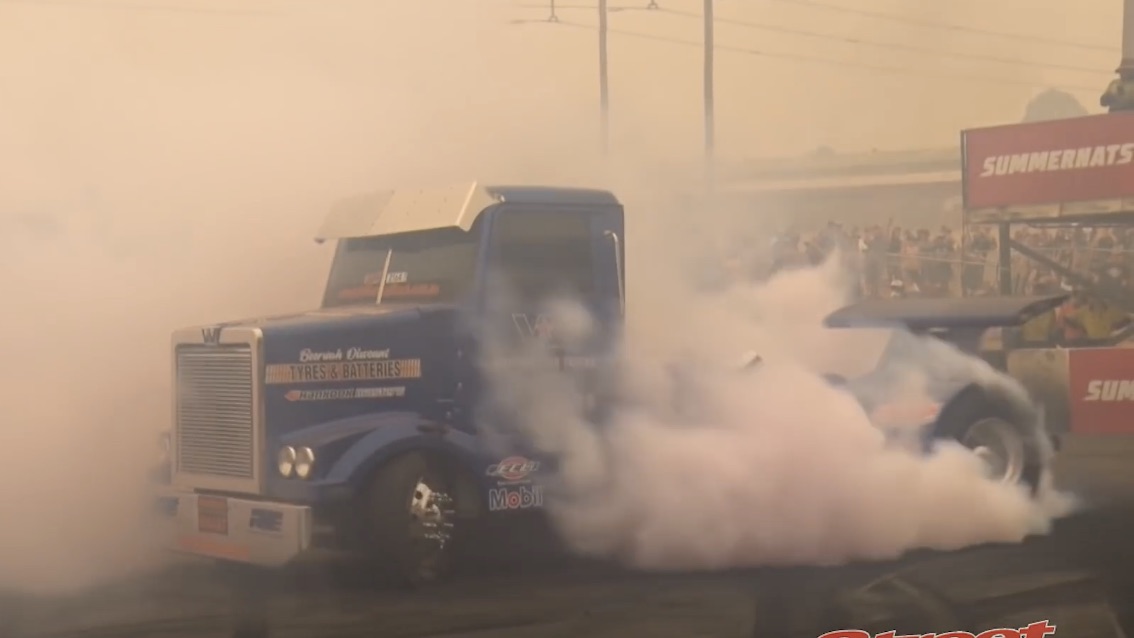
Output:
[
  {"xmin": 277, "ymin": 446, "xmax": 297, "ymax": 477},
  {"xmin": 294, "ymin": 446, "xmax": 316, "ymax": 479}
]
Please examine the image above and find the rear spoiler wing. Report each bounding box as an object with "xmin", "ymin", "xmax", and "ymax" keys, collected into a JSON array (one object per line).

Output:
[{"xmin": 823, "ymin": 294, "xmax": 1068, "ymax": 331}]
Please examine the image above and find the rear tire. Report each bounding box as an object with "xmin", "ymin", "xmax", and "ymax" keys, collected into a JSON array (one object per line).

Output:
[
  {"xmin": 955, "ymin": 416, "xmax": 1034, "ymax": 488},
  {"xmin": 366, "ymin": 452, "xmax": 458, "ymax": 587},
  {"xmin": 935, "ymin": 401, "xmax": 1044, "ymax": 494}
]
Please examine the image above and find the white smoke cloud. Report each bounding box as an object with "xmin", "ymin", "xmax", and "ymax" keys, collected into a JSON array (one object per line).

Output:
[
  {"xmin": 478, "ymin": 258, "xmax": 1076, "ymax": 571},
  {"xmin": 0, "ymin": 0, "xmax": 597, "ymax": 596},
  {"xmin": 0, "ymin": 0, "xmax": 1093, "ymax": 597}
]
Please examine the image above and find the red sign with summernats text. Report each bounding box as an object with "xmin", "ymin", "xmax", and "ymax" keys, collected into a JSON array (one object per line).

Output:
[
  {"xmin": 962, "ymin": 112, "xmax": 1134, "ymax": 210},
  {"xmin": 1067, "ymin": 347, "xmax": 1134, "ymax": 435}
]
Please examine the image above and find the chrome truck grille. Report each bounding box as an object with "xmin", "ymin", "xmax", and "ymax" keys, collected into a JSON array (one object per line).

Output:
[{"xmin": 175, "ymin": 342, "xmax": 259, "ymax": 490}]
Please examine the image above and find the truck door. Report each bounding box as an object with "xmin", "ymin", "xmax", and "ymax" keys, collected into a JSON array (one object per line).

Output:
[{"xmin": 473, "ymin": 205, "xmax": 618, "ymax": 513}]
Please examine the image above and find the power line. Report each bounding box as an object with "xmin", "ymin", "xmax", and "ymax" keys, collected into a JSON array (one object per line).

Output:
[
  {"xmin": 527, "ymin": 0, "xmax": 1118, "ymax": 55},
  {"xmin": 769, "ymin": 0, "xmax": 1117, "ymax": 54},
  {"xmin": 526, "ymin": 2, "xmax": 1111, "ymax": 74},
  {"xmin": 0, "ymin": 0, "xmax": 269, "ymax": 15},
  {"xmin": 654, "ymin": 7, "xmax": 1110, "ymax": 76},
  {"xmin": 515, "ymin": 2, "xmax": 657, "ymax": 12},
  {"xmin": 523, "ymin": 19, "xmax": 1099, "ymax": 94}
]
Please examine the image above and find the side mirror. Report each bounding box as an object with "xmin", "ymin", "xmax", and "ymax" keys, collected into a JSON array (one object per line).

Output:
[{"xmin": 603, "ymin": 230, "xmax": 625, "ymax": 318}]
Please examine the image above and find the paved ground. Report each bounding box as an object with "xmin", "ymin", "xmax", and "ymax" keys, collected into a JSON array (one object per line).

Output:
[{"xmin": 3, "ymin": 505, "xmax": 1133, "ymax": 638}]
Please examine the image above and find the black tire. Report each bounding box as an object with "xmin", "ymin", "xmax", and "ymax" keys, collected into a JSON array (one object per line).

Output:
[
  {"xmin": 366, "ymin": 452, "xmax": 458, "ymax": 587},
  {"xmin": 933, "ymin": 389, "xmax": 1045, "ymax": 494}
]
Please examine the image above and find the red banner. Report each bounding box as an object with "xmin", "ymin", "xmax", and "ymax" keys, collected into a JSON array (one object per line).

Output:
[
  {"xmin": 962, "ymin": 112, "xmax": 1134, "ymax": 210},
  {"xmin": 1067, "ymin": 347, "xmax": 1134, "ymax": 435}
]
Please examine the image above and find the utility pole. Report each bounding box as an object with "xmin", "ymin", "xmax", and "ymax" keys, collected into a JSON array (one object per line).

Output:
[
  {"xmin": 703, "ymin": 0, "xmax": 716, "ymax": 190},
  {"xmin": 1101, "ymin": 0, "xmax": 1134, "ymax": 110},
  {"xmin": 598, "ymin": 0, "xmax": 611, "ymax": 155}
]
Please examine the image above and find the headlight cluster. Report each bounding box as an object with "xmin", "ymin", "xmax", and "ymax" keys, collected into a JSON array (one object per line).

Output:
[{"xmin": 277, "ymin": 445, "xmax": 316, "ymax": 479}]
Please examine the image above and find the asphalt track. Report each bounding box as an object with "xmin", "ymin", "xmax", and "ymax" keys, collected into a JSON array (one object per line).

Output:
[{"xmin": 3, "ymin": 504, "xmax": 1134, "ymax": 638}]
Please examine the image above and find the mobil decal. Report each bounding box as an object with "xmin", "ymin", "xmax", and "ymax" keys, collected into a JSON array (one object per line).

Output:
[
  {"xmin": 488, "ymin": 485, "xmax": 544, "ymax": 512},
  {"xmin": 266, "ymin": 346, "xmax": 421, "ymax": 385},
  {"xmin": 962, "ymin": 112, "xmax": 1134, "ymax": 210},
  {"xmin": 1068, "ymin": 348, "xmax": 1134, "ymax": 435},
  {"xmin": 485, "ymin": 456, "xmax": 540, "ymax": 483}
]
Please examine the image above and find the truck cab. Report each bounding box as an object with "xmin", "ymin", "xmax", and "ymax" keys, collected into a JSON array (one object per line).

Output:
[{"xmin": 160, "ymin": 182, "xmax": 625, "ymax": 583}]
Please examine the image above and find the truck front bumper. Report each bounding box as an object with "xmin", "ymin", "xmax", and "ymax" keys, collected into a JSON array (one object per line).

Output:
[{"xmin": 157, "ymin": 488, "xmax": 314, "ymax": 567}]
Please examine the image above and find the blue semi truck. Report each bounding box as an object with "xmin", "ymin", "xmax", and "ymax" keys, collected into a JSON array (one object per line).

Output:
[
  {"xmin": 156, "ymin": 182, "xmax": 1055, "ymax": 584},
  {"xmin": 158, "ymin": 182, "xmax": 624, "ymax": 583}
]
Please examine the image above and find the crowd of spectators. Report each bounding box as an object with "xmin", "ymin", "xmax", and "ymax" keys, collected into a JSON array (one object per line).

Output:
[
  {"xmin": 769, "ymin": 222, "xmax": 1134, "ymax": 301},
  {"xmin": 762, "ymin": 221, "xmax": 1134, "ymax": 344}
]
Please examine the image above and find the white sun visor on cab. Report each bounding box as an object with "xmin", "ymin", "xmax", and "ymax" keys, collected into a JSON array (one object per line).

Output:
[{"xmin": 315, "ymin": 181, "xmax": 500, "ymax": 241}]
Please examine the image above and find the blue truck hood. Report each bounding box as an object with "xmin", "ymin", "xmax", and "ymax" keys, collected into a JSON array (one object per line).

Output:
[
  {"xmin": 211, "ymin": 302, "xmax": 445, "ymax": 330},
  {"xmin": 240, "ymin": 302, "xmax": 462, "ymax": 442}
]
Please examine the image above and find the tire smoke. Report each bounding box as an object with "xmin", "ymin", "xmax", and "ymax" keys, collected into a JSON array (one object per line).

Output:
[
  {"xmin": 0, "ymin": 0, "xmax": 591, "ymax": 596},
  {"xmin": 478, "ymin": 260, "xmax": 1076, "ymax": 570},
  {"xmin": 0, "ymin": 223, "xmax": 330, "ymax": 596},
  {"xmin": 0, "ymin": 0, "xmax": 1093, "ymax": 597}
]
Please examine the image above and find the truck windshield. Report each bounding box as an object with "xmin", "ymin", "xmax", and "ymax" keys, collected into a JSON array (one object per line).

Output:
[{"xmin": 322, "ymin": 228, "xmax": 481, "ymax": 307}]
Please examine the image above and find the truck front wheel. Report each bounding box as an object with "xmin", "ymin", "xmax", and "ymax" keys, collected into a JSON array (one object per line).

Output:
[{"xmin": 366, "ymin": 452, "xmax": 458, "ymax": 586}]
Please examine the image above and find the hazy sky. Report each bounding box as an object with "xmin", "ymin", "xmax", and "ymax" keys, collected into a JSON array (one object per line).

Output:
[{"xmin": 0, "ymin": 0, "xmax": 1118, "ymax": 170}]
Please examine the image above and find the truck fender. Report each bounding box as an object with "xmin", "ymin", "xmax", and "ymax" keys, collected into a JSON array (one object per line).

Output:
[{"xmin": 323, "ymin": 418, "xmax": 485, "ymax": 518}]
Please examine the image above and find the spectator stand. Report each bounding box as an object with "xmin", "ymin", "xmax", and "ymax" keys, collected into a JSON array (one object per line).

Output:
[
  {"xmin": 961, "ymin": 114, "xmax": 1134, "ymax": 325},
  {"xmin": 722, "ymin": 145, "xmax": 981, "ymax": 297},
  {"xmin": 963, "ymin": 208, "xmax": 1134, "ymax": 364},
  {"xmin": 965, "ymin": 207, "xmax": 1134, "ymax": 310},
  {"xmin": 960, "ymin": 115, "xmax": 1134, "ymax": 381}
]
